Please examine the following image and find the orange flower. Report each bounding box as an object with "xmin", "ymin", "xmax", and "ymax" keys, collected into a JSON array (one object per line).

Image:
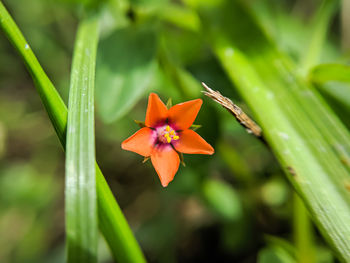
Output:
[{"xmin": 121, "ymin": 93, "xmax": 214, "ymax": 187}]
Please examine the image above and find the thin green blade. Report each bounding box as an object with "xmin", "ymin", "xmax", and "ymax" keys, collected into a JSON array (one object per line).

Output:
[
  {"xmin": 198, "ymin": 1, "xmax": 350, "ymax": 261},
  {"xmin": 65, "ymin": 16, "xmax": 99, "ymax": 263},
  {"xmin": 309, "ymin": 64, "xmax": 350, "ymax": 84},
  {"xmin": 0, "ymin": 2, "xmax": 146, "ymax": 262},
  {"xmin": 300, "ymin": 0, "xmax": 338, "ymax": 74},
  {"xmin": 215, "ymin": 38, "xmax": 350, "ymax": 263}
]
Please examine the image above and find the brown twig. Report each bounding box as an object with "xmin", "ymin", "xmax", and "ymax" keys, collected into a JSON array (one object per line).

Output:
[{"xmin": 202, "ymin": 82, "xmax": 262, "ymax": 138}]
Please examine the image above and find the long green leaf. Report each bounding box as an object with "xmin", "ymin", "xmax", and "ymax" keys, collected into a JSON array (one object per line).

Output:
[
  {"xmin": 65, "ymin": 16, "xmax": 99, "ymax": 262},
  {"xmin": 215, "ymin": 38, "xmax": 350, "ymax": 262},
  {"xmin": 198, "ymin": 1, "xmax": 350, "ymax": 261},
  {"xmin": 293, "ymin": 194, "xmax": 315, "ymax": 263},
  {"xmin": 309, "ymin": 64, "xmax": 350, "ymax": 127},
  {"xmin": 300, "ymin": 0, "xmax": 338, "ymax": 74},
  {"xmin": 96, "ymin": 26, "xmax": 157, "ymax": 123},
  {"xmin": 0, "ymin": 2, "xmax": 146, "ymax": 262},
  {"xmin": 309, "ymin": 63, "xmax": 350, "ymax": 84}
]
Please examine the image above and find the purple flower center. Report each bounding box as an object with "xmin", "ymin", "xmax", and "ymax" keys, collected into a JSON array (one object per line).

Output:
[{"xmin": 156, "ymin": 125, "xmax": 179, "ymax": 144}]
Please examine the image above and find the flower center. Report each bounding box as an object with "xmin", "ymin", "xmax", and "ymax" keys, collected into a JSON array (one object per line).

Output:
[{"xmin": 156, "ymin": 125, "xmax": 179, "ymax": 144}]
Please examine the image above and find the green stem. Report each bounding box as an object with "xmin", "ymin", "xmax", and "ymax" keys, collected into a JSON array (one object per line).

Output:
[
  {"xmin": 300, "ymin": 0, "xmax": 338, "ymax": 74},
  {"xmin": 294, "ymin": 193, "xmax": 315, "ymax": 263},
  {"xmin": 0, "ymin": 2, "xmax": 146, "ymax": 262},
  {"xmin": 341, "ymin": 0, "xmax": 350, "ymax": 51},
  {"xmin": 0, "ymin": 2, "xmax": 67, "ymax": 143}
]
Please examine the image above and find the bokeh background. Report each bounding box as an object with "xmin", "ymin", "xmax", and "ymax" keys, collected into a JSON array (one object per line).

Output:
[{"xmin": 0, "ymin": 0, "xmax": 348, "ymax": 262}]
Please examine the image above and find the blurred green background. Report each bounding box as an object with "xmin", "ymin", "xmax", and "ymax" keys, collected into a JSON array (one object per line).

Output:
[{"xmin": 0, "ymin": 0, "xmax": 348, "ymax": 262}]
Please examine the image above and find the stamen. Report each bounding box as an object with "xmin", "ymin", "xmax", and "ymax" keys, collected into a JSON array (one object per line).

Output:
[{"xmin": 157, "ymin": 125, "xmax": 180, "ymax": 144}]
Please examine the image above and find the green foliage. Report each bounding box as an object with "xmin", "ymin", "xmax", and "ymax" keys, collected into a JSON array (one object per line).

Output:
[
  {"xmin": 0, "ymin": 1, "xmax": 68, "ymax": 144},
  {"xmin": 1, "ymin": 0, "xmax": 350, "ymax": 262},
  {"xmin": 0, "ymin": 163, "xmax": 61, "ymax": 263},
  {"xmin": 309, "ymin": 64, "xmax": 350, "ymax": 129},
  {"xmin": 309, "ymin": 64, "xmax": 350, "ymax": 84},
  {"xmin": 197, "ymin": 1, "xmax": 350, "ymax": 260},
  {"xmin": 0, "ymin": 2, "xmax": 145, "ymax": 263},
  {"xmin": 258, "ymin": 246, "xmax": 296, "ymax": 263},
  {"xmin": 96, "ymin": 25, "xmax": 157, "ymax": 122},
  {"xmin": 293, "ymin": 194, "xmax": 315, "ymax": 263},
  {"xmin": 96, "ymin": 166, "xmax": 146, "ymax": 263},
  {"xmin": 299, "ymin": 0, "xmax": 338, "ymax": 73},
  {"xmin": 158, "ymin": 3, "xmax": 201, "ymax": 32},
  {"xmin": 202, "ymin": 179, "xmax": 243, "ymax": 221},
  {"xmin": 65, "ymin": 16, "xmax": 99, "ymax": 262}
]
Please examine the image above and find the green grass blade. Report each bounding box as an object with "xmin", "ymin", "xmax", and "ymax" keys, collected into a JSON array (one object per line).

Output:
[
  {"xmin": 293, "ymin": 194, "xmax": 315, "ymax": 263},
  {"xmin": 214, "ymin": 40, "xmax": 350, "ymax": 262},
  {"xmin": 309, "ymin": 63, "xmax": 350, "ymax": 84},
  {"xmin": 65, "ymin": 16, "xmax": 99, "ymax": 262},
  {"xmin": 300, "ymin": 0, "xmax": 338, "ymax": 74},
  {"xmin": 309, "ymin": 64, "xmax": 350, "ymax": 127},
  {"xmin": 0, "ymin": 2, "xmax": 146, "ymax": 262},
  {"xmin": 0, "ymin": 2, "xmax": 67, "ymax": 143},
  {"xmin": 96, "ymin": 165, "xmax": 145, "ymax": 262},
  {"xmin": 198, "ymin": 1, "xmax": 350, "ymax": 261}
]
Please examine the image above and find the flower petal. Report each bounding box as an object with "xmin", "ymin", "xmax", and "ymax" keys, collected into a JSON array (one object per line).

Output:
[
  {"xmin": 174, "ymin": 129, "xmax": 214, "ymax": 155},
  {"xmin": 168, "ymin": 99, "xmax": 202, "ymax": 130},
  {"xmin": 145, "ymin": 93, "xmax": 168, "ymax": 127},
  {"xmin": 121, "ymin": 127, "xmax": 155, "ymax": 157},
  {"xmin": 151, "ymin": 146, "xmax": 180, "ymax": 187}
]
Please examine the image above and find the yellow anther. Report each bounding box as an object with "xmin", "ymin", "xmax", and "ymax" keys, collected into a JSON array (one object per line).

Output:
[{"xmin": 160, "ymin": 125, "xmax": 178, "ymax": 144}]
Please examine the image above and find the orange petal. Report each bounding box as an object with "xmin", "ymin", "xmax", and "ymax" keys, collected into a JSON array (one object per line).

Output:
[
  {"xmin": 121, "ymin": 127, "xmax": 155, "ymax": 157},
  {"xmin": 168, "ymin": 99, "xmax": 202, "ymax": 130},
  {"xmin": 174, "ymin": 129, "xmax": 214, "ymax": 155},
  {"xmin": 145, "ymin": 93, "xmax": 168, "ymax": 127},
  {"xmin": 151, "ymin": 146, "xmax": 180, "ymax": 187}
]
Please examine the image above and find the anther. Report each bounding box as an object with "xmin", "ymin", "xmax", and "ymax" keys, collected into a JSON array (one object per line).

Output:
[{"xmin": 157, "ymin": 125, "xmax": 179, "ymax": 144}]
